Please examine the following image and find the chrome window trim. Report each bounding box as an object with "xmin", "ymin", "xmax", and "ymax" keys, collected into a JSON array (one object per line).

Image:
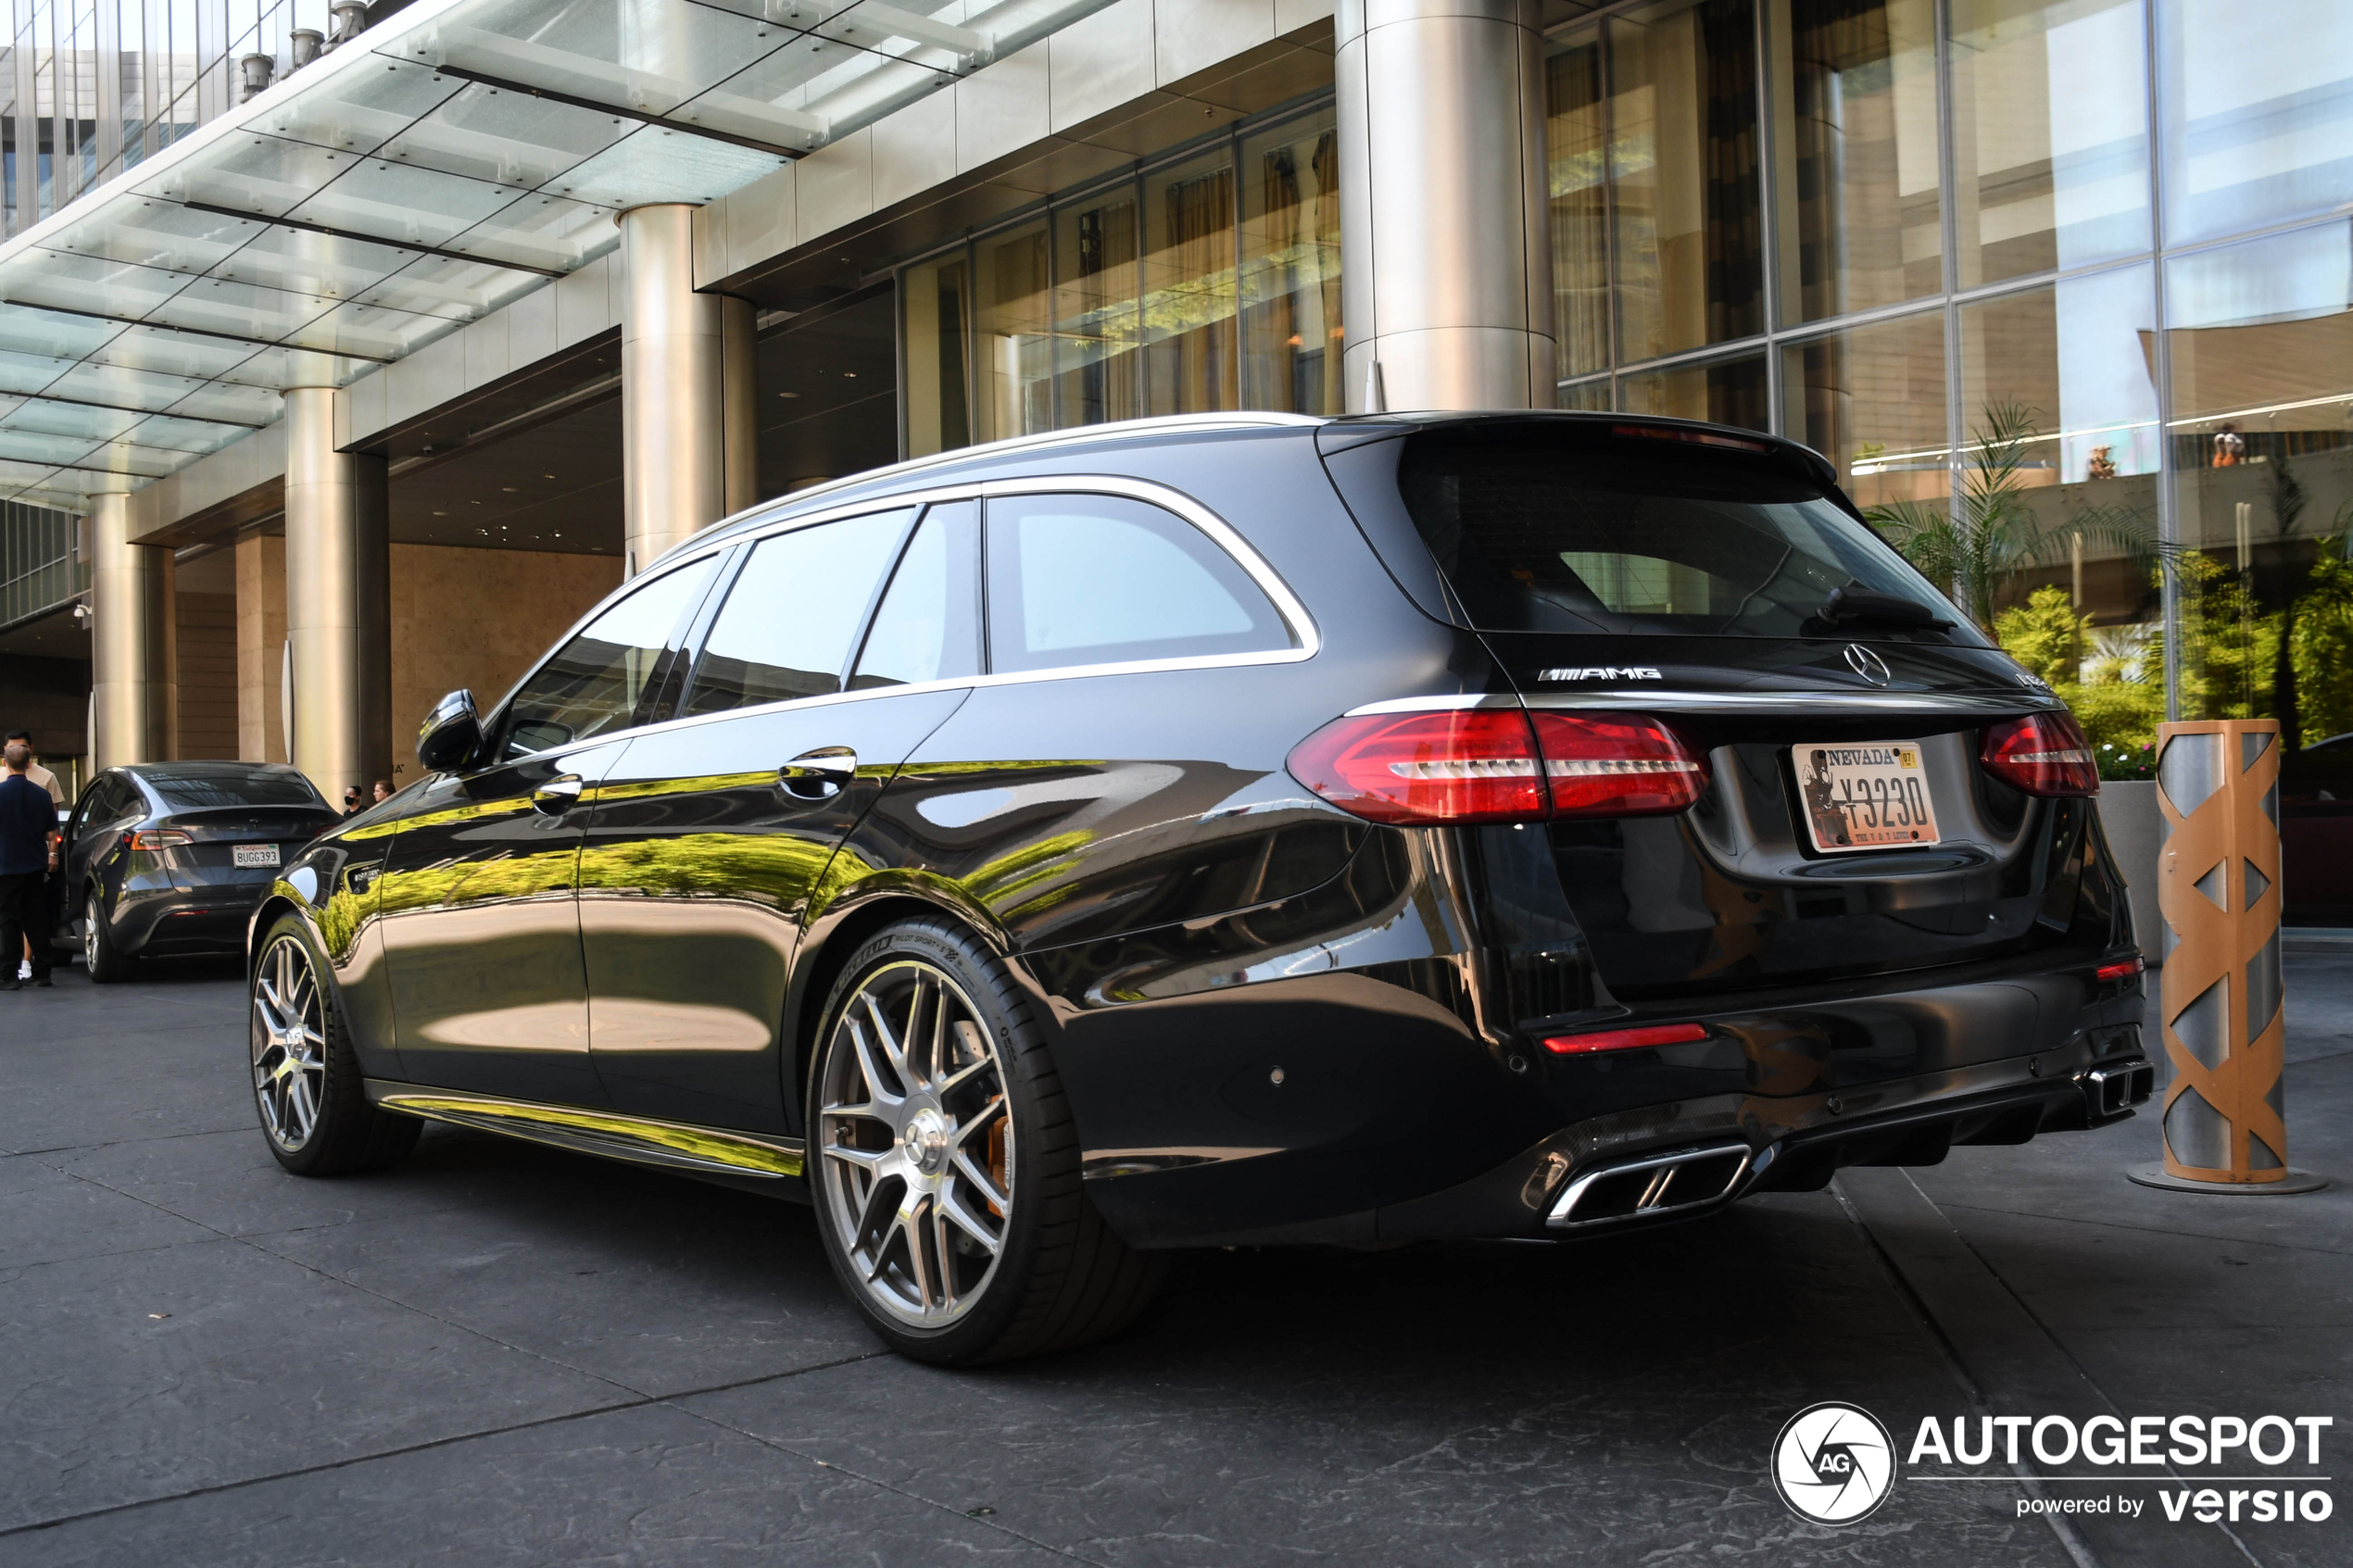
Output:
[
  {"xmin": 664, "ymin": 412, "xmax": 1332, "ymax": 561},
  {"xmin": 483, "ymin": 474, "xmax": 1318, "ymax": 768}
]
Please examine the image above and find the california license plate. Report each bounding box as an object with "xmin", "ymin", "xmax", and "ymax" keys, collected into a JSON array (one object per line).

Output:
[
  {"xmin": 233, "ymin": 843, "xmax": 281, "ymax": 869},
  {"xmin": 1792, "ymin": 742, "xmax": 1941, "ymax": 853}
]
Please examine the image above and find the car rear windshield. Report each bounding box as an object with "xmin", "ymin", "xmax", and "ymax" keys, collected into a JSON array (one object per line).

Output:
[
  {"xmin": 143, "ymin": 769, "xmax": 326, "ymax": 811},
  {"xmin": 1372, "ymin": 423, "xmax": 1982, "ymax": 644}
]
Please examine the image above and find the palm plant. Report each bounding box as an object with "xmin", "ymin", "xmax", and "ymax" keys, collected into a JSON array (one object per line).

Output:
[
  {"xmin": 2083, "ymin": 622, "xmax": 2157, "ymax": 684},
  {"xmin": 1865, "ymin": 401, "xmax": 2160, "ymax": 631}
]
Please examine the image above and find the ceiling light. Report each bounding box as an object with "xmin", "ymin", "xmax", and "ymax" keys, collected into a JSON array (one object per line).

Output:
[
  {"xmin": 778, "ymin": 391, "xmax": 799, "ymax": 398},
  {"xmin": 501, "ymin": 485, "xmax": 517, "ymax": 492}
]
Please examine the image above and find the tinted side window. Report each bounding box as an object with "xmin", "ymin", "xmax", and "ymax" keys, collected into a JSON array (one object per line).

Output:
[
  {"xmin": 686, "ymin": 509, "xmax": 914, "ymax": 715},
  {"xmin": 983, "ymin": 494, "xmax": 1294, "ymax": 674},
  {"xmin": 851, "ymin": 501, "xmax": 981, "ymax": 691},
  {"xmin": 502, "ymin": 558, "xmax": 720, "ymax": 760}
]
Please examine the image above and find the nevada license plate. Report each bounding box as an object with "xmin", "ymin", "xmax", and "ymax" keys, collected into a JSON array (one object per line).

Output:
[
  {"xmin": 1792, "ymin": 742, "xmax": 1941, "ymax": 853},
  {"xmin": 233, "ymin": 843, "xmax": 281, "ymax": 869}
]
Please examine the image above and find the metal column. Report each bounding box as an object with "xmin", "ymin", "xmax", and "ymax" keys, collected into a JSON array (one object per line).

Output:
[
  {"xmin": 1336, "ymin": 0, "xmax": 1556, "ymax": 413},
  {"xmin": 621, "ymin": 205, "xmax": 759, "ymax": 574},
  {"xmin": 283, "ymin": 384, "xmax": 391, "ymax": 804},
  {"xmin": 88, "ymin": 490, "xmax": 176, "ymax": 768}
]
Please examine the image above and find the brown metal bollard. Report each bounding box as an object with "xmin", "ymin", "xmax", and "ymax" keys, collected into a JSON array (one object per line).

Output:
[{"xmin": 2131, "ymin": 719, "xmax": 2324, "ymax": 1194}]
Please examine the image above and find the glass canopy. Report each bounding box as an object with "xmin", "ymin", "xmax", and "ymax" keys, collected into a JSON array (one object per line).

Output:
[{"xmin": 0, "ymin": 0, "xmax": 1114, "ymax": 511}]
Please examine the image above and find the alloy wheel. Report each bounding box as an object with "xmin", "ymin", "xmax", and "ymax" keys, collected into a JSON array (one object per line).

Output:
[
  {"xmin": 82, "ymin": 898, "xmax": 99, "ymax": 970},
  {"xmin": 251, "ymin": 935, "xmax": 328, "ymax": 1152},
  {"xmin": 815, "ymin": 960, "xmax": 1013, "ymax": 1328}
]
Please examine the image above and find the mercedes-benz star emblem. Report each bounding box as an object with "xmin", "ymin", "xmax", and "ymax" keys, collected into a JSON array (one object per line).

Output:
[
  {"xmin": 1843, "ymin": 645, "xmax": 1893, "ymax": 686},
  {"xmin": 1771, "ymin": 1402, "xmax": 1895, "ymax": 1524}
]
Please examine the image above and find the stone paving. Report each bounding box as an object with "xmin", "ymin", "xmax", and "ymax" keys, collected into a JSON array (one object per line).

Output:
[{"xmin": 1, "ymin": 955, "xmax": 2347, "ymax": 1566}]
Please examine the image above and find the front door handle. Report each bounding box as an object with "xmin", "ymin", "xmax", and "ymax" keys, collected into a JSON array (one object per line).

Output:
[
  {"xmin": 532, "ymin": 775, "xmax": 584, "ymax": 815},
  {"xmin": 779, "ymin": 747, "xmax": 858, "ymax": 801}
]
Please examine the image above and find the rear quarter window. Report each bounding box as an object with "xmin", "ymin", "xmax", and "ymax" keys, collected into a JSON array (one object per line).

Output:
[{"xmin": 984, "ymin": 493, "xmax": 1296, "ymax": 673}]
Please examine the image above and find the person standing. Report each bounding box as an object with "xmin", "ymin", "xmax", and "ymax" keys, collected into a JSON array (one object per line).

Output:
[
  {"xmin": 342, "ymin": 786, "xmax": 364, "ymax": 819},
  {"xmin": 3, "ymin": 730, "xmax": 58, "ymax": 982},
  {"xmin": 0, "ymin": 741, "xmax": 58, "ymax": 990}
]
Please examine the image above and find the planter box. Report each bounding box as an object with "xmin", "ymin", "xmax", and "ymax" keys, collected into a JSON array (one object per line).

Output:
[{"xmin": 2096, "ymin": 780, "xmax": 2163, "ymax": 963}]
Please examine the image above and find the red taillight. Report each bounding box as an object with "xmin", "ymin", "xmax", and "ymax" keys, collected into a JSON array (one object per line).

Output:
[
  {"xmin": 1981, "ymin": 712, "xmax": 2099, "ymax": 797},
  {"xmin": 1532, "ymin": 713, "xmax": 1708, "ymax": 817},
  {"xmin": 1285, "ymin": 709, "xmax": 1546, "ymax": 824},
  {"xmin": 1287, "ymin": 709, "xmax": 1709, "ymax": 825},
  {"xmin": 2096, "ymin": 955, "xmax": 2145, "ymax": 984},
  {"xmin": 1544, "ymin": 1022, "xmax": 1709, "ymax": 1055},
  {"xmin": 128, "ymin": 828, "xmax": 192, "ymax": 850}
]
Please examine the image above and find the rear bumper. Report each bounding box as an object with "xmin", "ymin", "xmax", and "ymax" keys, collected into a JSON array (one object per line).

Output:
[
  {"xmin": 1110, "ymin": 1032, "xmax": 2151, "ymax": 1248},
  {"xmin": 110, "ymin": 880, "xmax": 271, "ymax": 954}
]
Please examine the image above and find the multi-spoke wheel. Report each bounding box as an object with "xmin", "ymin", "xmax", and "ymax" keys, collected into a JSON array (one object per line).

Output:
[
  {"xmin": 253, "ymin": 934, "xmax": 328, "ymax": 1153},
  {"xmin": 247, "ymin": 913, "xmax": 420, "ymax": 1176},
  {"xmin": 808, "ymin": 918, "xmax": 1165, "ymax": 1365},
  {"xmin": 816, "ymin": 960, "xmax": 1011, "ymax": 1327}
]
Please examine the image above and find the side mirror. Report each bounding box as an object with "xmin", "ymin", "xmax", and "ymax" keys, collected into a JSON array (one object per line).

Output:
[{"xmin": 416, "ymin": 688, "xmax": 482, "ymax": 773}]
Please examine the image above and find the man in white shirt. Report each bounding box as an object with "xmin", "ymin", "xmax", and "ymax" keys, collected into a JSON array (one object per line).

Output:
[{"xmin": 5, "ymin": 731, "xmax": 60, "ymax": 981}]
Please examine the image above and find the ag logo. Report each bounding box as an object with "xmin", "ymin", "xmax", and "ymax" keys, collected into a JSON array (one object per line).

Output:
[{"xmin": 1771, "ymin": 1402, "xmax": 1895, "ymax": 1524}]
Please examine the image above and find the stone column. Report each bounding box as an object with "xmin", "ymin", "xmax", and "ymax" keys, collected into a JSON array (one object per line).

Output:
[
  {"xmin": 620, "ymin": 205, "xmax": 760, "ymax": 576},
  {"xmin": 88, "ymin": 490, "xmax": 176, "ymax": 768},
  {"xmin": 283, "ymin": 384, "xmax": 391, "ymax": 803},
  {"xmin": 1336, "ymin": 0, "xmax": 1555, "ymax": 412}
]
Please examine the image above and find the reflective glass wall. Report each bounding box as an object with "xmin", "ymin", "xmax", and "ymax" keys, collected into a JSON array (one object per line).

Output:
[
  {"xmin": 1, "ymin": 0, "xmax": 341, "ymax": 233},
  {"xmin": 902, "ymin": 101, "xmax": 1342, "ymax": 457},
  {"xmin": 1546, "ymin": 0, "xmax": 2353, "ymax": 779}
]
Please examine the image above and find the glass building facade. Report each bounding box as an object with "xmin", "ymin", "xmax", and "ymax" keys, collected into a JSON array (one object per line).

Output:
[
  {"xmin": 2, "ymin": 0, "xmax": 346, "ymax": 233},
  {"xmin": 902, "ymin": 100, "xmax": 1344, "ymax": 456},
  {"xmin": 908, "ymin": 0, "xmax": 2353, "ymax": 748},
  {"xmin": 1543, "ymin": 0, "xmax": 2353, "ymax": 746}
]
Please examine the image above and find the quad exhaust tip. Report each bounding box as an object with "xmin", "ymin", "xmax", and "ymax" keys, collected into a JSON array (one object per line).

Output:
[{"xmin": 1547, "ymin": 1142, "xmax": 1752, "ymax": 1229}]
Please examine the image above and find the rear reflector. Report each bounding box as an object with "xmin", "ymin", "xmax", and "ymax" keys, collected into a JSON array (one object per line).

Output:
[
  {"xmin": 1544, "ymin": 1022, "xmax": 1709, "ymax": 1055},
  {"xmin": 1288, "ymin": 709, "xmax": 1706, "ymax": 825},
  {"xmin": 1981, "ymin": 711, "xmax": 2099, "ymax": 797},
  {"xmin": 2095, "ymin": 955, "xmax": 2145, "ymax": 983}
]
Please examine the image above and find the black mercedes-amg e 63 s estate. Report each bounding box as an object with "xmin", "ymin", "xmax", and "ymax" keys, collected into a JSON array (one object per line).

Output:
[{"xmin": 246, "ymin": 410, "xmax": 2152, "ymax": 1363}]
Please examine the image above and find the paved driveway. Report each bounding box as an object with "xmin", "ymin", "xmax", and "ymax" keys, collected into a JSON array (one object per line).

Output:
[{"xmin": 2, "ymin": 957, "xmax": 2347, "ymax": 1566}]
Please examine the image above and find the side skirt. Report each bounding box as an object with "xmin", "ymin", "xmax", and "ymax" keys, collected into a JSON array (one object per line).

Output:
[{"xmin": 364, "ymin": 1080, "xmax": 806, "ymax": 1181}]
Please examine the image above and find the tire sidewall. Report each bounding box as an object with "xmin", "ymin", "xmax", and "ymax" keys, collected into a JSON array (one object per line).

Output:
[{"xmin": 805, "ymin": 919, "xmax": 1059, "ymax": 1363}]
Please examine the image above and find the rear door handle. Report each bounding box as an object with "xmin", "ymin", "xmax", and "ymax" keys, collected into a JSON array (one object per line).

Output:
[
  {"xmin": 532, "ymin": 775, "xmax": 584, "ymax": 815},
  {"xmin": 779, "ymin": 748, "xmax": 858, "ymax": 800}
]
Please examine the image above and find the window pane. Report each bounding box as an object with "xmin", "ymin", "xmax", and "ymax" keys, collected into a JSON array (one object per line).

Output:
[
  {"xmin": 1383, "ymin": 423, "xmax": 1975, "ymax": 640},
  {"xmin": 1948, "ymin": 0, "xmax": 2149, "ymax": 288},
  {"xmin": 1608, "ymin": 0, "xmax": 1765, "ymax": 362},
  {"xmin": 1958, "ymin": 267, "xmax": 2160, "ymax": 638},
  {"xmin": 1770, "ymin": 0, "xmax": 1943, "ymax": 326},
  {"xmin": 904, "ymin": 251, "xmax": 972, "ymax": 458},
  {"xmin": 686, "ymin": 510, "xmax": 913, "ymax": 716},
  {"xmin": 974, "ymin": 220, "xmax": 1050, "ymax": 445},
  {"xmin": 1144, "ymin": 150, "xmax": 1239, "ymax": 415},
  {"xmin": 505, "ymin": 557, "xmax": 718, "ymax": 759},
  {"xmin": 852, "ymin": 502, "xmax": 980, "ymax": 690},
  {"xmin": 2158, "ymin": 0, "xmax": 2353, "ymax": 246},
  {"xmin": 1239, "ymin": 108, "xmax": 1344, "ymax": 415},
  {"xmin": 1780, "ymin": 309, "xmax": 1948, "ymax": 517},
  {"xmin": 985, "ymin": 494, "xmax": 1293, "ymax": 673},
  {"xmin": 1617, "ymin": 352, "xmax": 1769, "ymax": 431},
  {"xmin": 2165, "ymin": 224, "xmax": 2353, "ymax": 732},
  {"xmin": 1546, "ymin": 26, "xmax": 1611, "ymax": 379},
  {"xmin": 1053, "ymin": 187, "xmax": 1140, "ymax": 429}
]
